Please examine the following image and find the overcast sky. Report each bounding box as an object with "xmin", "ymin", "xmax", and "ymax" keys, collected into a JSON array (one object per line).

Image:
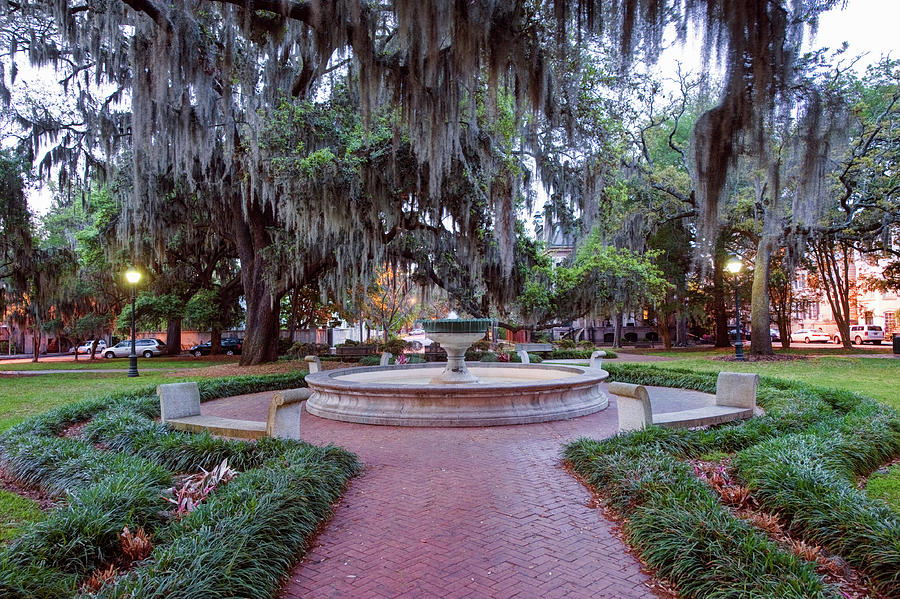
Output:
[{"xmin": 23, "ymin": 0, "xmax": 898, "ymax": 216}]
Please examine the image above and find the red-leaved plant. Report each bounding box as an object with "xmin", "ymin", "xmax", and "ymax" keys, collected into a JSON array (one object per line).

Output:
[{"xmin": 165, "ymin": 459, "xmax": 238, "ymax": 517}]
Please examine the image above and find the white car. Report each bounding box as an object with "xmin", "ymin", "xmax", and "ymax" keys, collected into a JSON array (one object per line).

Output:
[
  {"xmin": 848, "ymin": 324, "xmax": 885, "ymax": 345},
  {"xmin": 103, "ymin": 338, "xmax": 167, "ymax": 358},
  {"xmin": 402, "ymin": 330, "xmax": 433, "ymax": 351},
  {"xmin": 69, "ymin": 340, "xmax": 107, "ymax": 354},
  {"xmin": 791, "ymin": 329, "xmax": 831, "ymax": 344}
]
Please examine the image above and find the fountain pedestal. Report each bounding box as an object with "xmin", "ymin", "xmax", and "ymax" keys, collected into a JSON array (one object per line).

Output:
[{"xmin": 427, "ymin": 332, "xmax": 486, "ymax": 384}]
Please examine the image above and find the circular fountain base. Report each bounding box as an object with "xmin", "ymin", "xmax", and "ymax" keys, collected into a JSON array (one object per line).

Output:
[{"xmin": 304, "ymin": 363, "xmax": 608, "ymax": 427}]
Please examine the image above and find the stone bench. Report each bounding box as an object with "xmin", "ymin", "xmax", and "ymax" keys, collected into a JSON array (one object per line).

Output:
[
  {"xmin": 515, "ymin": 342, "xmax": 553, "ymax": 353},
  {"xmin": 612, "ymin": 371, "xmax": 758, "ymax": 432},
  {"xmin": 158, "ymin": 382, "xmax": 307, "ymax": 440}
]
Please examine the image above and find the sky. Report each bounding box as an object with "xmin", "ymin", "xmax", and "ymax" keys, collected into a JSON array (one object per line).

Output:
[{"xmin": 21, "ymin": 0, "xmax": 899, "ymax": 216}]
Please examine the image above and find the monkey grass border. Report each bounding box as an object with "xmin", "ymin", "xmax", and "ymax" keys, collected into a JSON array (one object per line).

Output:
[
  {"xmin": 565, "ymin": 363, "xmax": 900, "ymax": 598},
  {"xmin": 0, "ymin": 372, "xmax": 360, "ymax": 599}
]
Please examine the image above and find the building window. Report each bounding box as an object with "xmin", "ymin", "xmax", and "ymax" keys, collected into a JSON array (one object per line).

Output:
[{"xmin": 886, "ymin": 311, "xmax": 897, "ymax": 335}]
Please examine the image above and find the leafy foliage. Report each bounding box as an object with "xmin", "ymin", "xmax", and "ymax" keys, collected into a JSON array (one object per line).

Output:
[
  {"xmin": 0, "ymin": 373, "xmax": 358, "ymax": 598},
  {"xmin": 566, "ymin": 364, "xmax": 900, "ymax": 598}
]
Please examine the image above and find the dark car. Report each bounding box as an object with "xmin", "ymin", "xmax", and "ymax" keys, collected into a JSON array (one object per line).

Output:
[{"xmin": 189, "ymin": 337, "xmax": 243, "ymax": 357}]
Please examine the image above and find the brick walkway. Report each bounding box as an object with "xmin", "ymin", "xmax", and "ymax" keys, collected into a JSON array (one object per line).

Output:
[{"xmin": 203, "ymin": 391, "xmax": 658, "ymax": 599}]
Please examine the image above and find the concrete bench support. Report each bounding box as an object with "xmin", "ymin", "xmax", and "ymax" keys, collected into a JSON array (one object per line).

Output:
[
  {"xmin": 590, "ymin": 350, "xmax": 606, "ymax": 370},
  {"xmin": 611, "ymin": 371, "xmax": 758, "ymax": 433},
  {"xmin": 266, "ymin": 388, "xmax": 308, "ymax": 440},
  {"xmin": 516, "ymin": 350, "xmax": 530, "ymax": 364},
  {"xmin": 380, "ymin": 352, "xmax": 392, "ymax": 366},
  {"xmin": 305, "ymin": 355, "xmax": 321, "ymax": 373},
  {"xmin": 609, "ymin": 382, "xmax": 651, "ymax": 432},
  {"xmin": 158, "ymin": 382, "xmax": 309, "ymax": 440}
]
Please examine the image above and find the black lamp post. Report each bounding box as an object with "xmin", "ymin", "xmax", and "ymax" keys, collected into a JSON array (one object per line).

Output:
[
  {"xmin": 125, "ymin": 267, "xmax": 141, "ymax": 377},
  {"xmin": 726, "ymin": 258, "xmax": 744, "ymax": 361}
]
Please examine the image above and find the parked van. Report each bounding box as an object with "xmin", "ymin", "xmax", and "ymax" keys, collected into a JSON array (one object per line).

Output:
[{"xmin": 847, "ymin": 324, "xmax": 884, "ymax": 345}]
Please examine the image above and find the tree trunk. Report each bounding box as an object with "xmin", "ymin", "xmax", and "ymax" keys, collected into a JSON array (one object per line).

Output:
[
  {"xmin": 210, "ymin": 328, "xmax": 222, "ymax": 354},
  {"xmin": 166, "ymin": 317, "xmax": 182, "ymax": 356},
  {"xmin": 31, "ymin": 326, "xmax": 39, "ymax": 363},
  {"xmin": 659, "ymin": 310, "xmax": 673, "ymax": 350},
  {"xmin": 232, "ymin": 197, "xmax": 286, "ymax": 365},
  {"xmin": 812, "ymin": 236, "xmax": 854, "ymax": 349},
  {"xmin": 287, "ymin": 287, "xmax": 298, "ymax": 342},
  {"xmin": 676, "ymin": 310, "xmax": 688, "ymax": 347},
  {"xmin": 613, "ymin": 311, "xmax": 623, "ymax": 348},
  {"xmin": 712, "ymin": 246, "xmax": 730, "ymax": 348},
  {"xmin": 750, "ymin": 236, "xmax": 774, "ymax": 355}
]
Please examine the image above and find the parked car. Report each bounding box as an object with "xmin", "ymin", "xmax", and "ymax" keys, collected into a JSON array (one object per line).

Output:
[
  {"xmin": 401, "ymin": 330, "xmax": 433, "ymax": 351},
  {"xmin": 791, "ymin": 328, "xmax": 831, "ymax": 344},
  {"xmin": 188, "ymin": 337, "xmax": 243, "ymax": 357},
  {"xmin": 769, "ymin": 329, "xmax": 781, "ymax": 342},
  {"xmin": 848, "ymin": 324, "xmax": 885, "ymax": 345},
  {"xmin": 69, "ymin": 340, "xmax": 107, "ymax": 354},
  {"xmin": 103, "ymin": 338, "xmax": 167, "ymax": 358}
]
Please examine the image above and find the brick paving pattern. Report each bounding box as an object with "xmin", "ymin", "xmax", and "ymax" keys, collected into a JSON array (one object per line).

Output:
[{"xmin": 203, "ymin": 390, "xmax": 658, "ymax": 599}]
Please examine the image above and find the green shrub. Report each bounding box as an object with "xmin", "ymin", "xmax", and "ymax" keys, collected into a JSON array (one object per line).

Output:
[
  {"xmin": 470, "ymin": 339, "xmax": 490, "ymax": 351},
  {"xmin": 480, "ymin": 352, "xmax": 498, "ymax": 362},
  {"xmin": 555, "ymin": 339, "xmax": 576, "ymax": 349},
  {"xmin": 547, "ymin": 348, "xmax": 616, "ymax": 359},
  {"xmin": 359, "ymin": 355, "xmax": 381, "ymax": 366},
  {"xmin": 379, "ymin": 337, "xmax": 408, "ymax": 355},
  {"xmin": 564, "ymin": 442, "xmax": 832, "ymax": 598},
  {"xmin": 405, "ymin": 355, "xmax": 426, "ymax": 364},
  {"xmin": 577, "ymin": 340, "xmax": 595, "ymax": 349},
  {"xmin": 0, "ymin": 372, "xmax": 360, "ymax": 598},
  {"xmin": 566, "ymin": 363, "xmax": 900, "ymax": 599}
]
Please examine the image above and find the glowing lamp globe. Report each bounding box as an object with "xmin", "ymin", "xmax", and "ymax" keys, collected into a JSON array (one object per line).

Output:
[
  {"xmin": 725, "ymin": 259, "xmax": 743, "ymax": 274},
  {"xmin": 125, "ymin": 268, "xmax": 142, "ymax": 284}
]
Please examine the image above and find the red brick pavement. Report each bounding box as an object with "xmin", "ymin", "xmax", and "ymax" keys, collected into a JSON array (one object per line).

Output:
[{"xmin": 202, "ymin": 392, "xmax": 659, "ymax": 599}]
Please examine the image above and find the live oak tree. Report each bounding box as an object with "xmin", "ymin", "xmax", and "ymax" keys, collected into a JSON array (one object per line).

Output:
[{"xmin": 2, "ymin": 0, "xmax": 847, "ymax": 362}]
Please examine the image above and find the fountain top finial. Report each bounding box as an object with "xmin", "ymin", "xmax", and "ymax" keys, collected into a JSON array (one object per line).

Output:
[{"xmin": 422, "ymin": 318, "xmax": 493, "ymax": 334}]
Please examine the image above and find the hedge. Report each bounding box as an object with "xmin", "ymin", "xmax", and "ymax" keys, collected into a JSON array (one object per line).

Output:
[{"xmin": 0, "ymin": 373, "xmax": 359, "ymax": 598}]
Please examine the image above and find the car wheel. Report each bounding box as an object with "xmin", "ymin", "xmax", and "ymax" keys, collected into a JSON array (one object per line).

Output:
[
  {"xmin": 143, "ymin": 350, "xmax": 153, "ymax": 358},
  {"xmin": 833, "ymin": 336, "xmax": 841, "ymax": 345},
  {"xmin": 855, "ymin": 336, "xmax": 863, "ymax": 345},
  {"xmin": 194, "ymin": 350, "xmax": 203, "ymax": 357},
  {"xmin": 226, "ymin": 350, "xmax": 234, "ymax": 355},
  {"xmin": 104, "ymin": 351, "xmax": 115, "ymax": 359},
  {"xmin": 804, "ymin": 337, "xmax": 811, "ymax": 343}
]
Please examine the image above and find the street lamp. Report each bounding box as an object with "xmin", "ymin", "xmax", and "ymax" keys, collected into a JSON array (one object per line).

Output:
[
  {"xmin": 125, "ymin": 267, "xmax": 142, "ymax": 377},
  {"xmin": 725, "ymin": 258, "xmax": 744, "ymax": 361}
]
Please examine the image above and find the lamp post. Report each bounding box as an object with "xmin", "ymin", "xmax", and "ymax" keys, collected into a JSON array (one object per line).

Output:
[
  {"xmin": 125, "ymin": 267, "xmax": 141, "ymax": 377},
  {"xmin": 725, "ymin": 258, "xmax": 744, "ymax": 361}
]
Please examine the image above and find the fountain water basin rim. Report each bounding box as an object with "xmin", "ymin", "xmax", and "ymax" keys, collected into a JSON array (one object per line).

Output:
[{"xmin": 303, "ymin": 363, "xmax": 609, "ymax": 427}]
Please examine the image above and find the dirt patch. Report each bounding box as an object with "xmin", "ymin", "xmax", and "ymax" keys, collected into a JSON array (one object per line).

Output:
[
  {"xmin": 713, "ymin": 353, "xmax": 808, "ymax": 362},
  {"xmin": 167, "ymin": 359, "xmax": 357, "ymax": 378},
  {"xmin": 0, "ymin": 466, "xmax": 57, "ymax": 510}
]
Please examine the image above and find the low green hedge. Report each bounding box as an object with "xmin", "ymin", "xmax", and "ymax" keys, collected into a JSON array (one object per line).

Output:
[
  {"xmin": 566, "ymin": 363, "xmax": 900, "ymax": 598},
  {"xmin": 0, "ymin": 373, "xmax": 359, "ymax": 598},
  {"xmin": 547, "ymin": 348, "xmax": 617, "ymax": 359}
]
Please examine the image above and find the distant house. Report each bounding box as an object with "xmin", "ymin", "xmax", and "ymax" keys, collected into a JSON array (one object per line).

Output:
[{"xmin": 793, "ymin": 252, "xmax": 899, "ymax": 339}]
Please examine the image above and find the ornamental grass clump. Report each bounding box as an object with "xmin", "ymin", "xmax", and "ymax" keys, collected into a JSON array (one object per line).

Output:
[
  {"xmin": 567, "ymin": 363, "xmax": 900, "ymax": 599},
  {"xmin": 564, "ymin": 441, "xmax": 834, "ymax": 597},
  {"xmin": 0, "ymin": 373, "xmax": 359, "ymax": 598}
]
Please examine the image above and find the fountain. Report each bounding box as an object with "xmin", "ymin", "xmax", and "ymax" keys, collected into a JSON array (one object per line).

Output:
[{"xmin": 304, "ymin": 318, "xmax": 608, "ymax": 427}]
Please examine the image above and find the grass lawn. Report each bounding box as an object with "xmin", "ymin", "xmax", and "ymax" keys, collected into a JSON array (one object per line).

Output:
[
  {"xmin": 655, "ymin": 355, "xmax": 899, "ymax": 410},
  {"xmin": 0, "ymin": 372, "xmax": 204, "ymax": 433},
  {"xmin": 0, "ymin": 489, "xmax": 43, "ymax": 542},
  {"xmin": 867, "ymin": 464, "xmax": 900, "ymax": 514},
  {"xmin": 0, "ymin": 358, "xmax": 233, "ymax": 371}
]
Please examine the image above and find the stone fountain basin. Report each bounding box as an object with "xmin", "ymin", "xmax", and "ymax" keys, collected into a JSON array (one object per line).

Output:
[{"xmin": 304, "ymin": 363, "xmax": 608, "ymax": 427}]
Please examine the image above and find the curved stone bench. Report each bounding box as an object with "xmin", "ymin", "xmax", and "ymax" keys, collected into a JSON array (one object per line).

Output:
[
  {"xmin": 612, "ymin": 371, "xmax": 758, "ymax": 432},
  {"xmin": 158, "ymin": 382, "xmax": 307, "ymax": 440}
]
